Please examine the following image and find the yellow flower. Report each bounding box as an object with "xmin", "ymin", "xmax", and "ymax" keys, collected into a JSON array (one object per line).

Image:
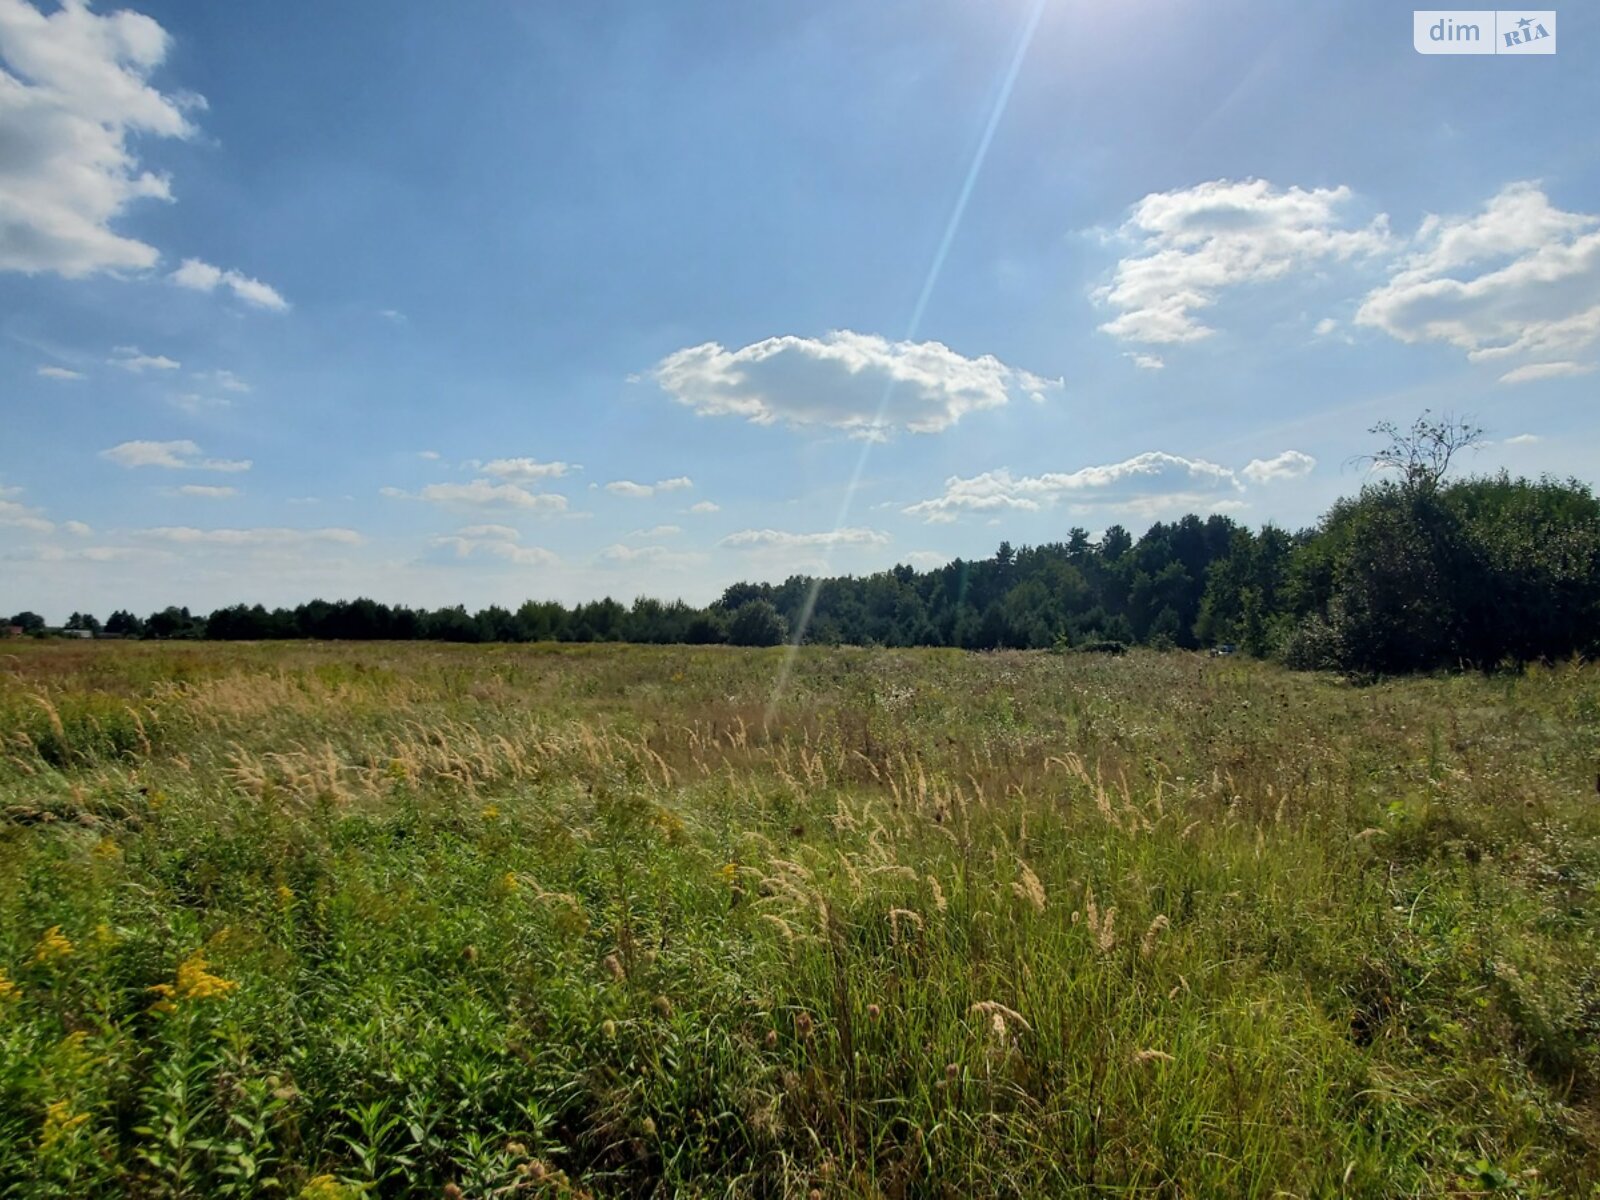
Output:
[
  {"xmin": 90, "ymin": 923, "xmax": 117, "ymax": 950},
  {"xmin": 298, "ymin": 1175, "xmax": 360, "ymax": 1200},
  {"xmin": 40, "ymin": 1100, "xmax": 88, "ymax": 1151},
  {"xmin": 34, "ymin": 926, "xmax": 74, "ymax": 964},
  {"xmin": 719, "ymin": 862, "xmax": 738, "ymax": 885},
  {"xmin": 0, "ymin": 969, "xmax": 19, "ymax": 1003},
  {"xmin": 276, "ymin": 884, "xmax": 295, "ymax": 908},
  {"xmin": 481, "ymin": 803, "xmax": 501, "ymax": 821},
  {"xmin": 91, "ymin": 837, "xmax": 122, "ymax": 861},
  {"xmin": 149, "ymin": 949, "xmax": 238, "ymax": 1011},
  {"xmin": 501, "ymin": 871, "xmax": 519, "ymax": 892}
]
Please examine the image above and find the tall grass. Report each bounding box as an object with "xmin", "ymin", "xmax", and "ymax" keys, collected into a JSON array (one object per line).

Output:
[{"xmin": 1, "ymin": 640, "xmax": 1598, "ymax": 1196}]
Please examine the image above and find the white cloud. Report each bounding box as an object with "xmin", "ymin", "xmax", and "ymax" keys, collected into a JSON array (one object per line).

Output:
[
  {"xmin": 1357, "ymin": 183, "xmax": 1600, "ymax": 367},
  {"xmin": 650, "ymin": 330, "xmax": 1061, "ymax": 437},
  {"xmin": 1096, "ymin": 179, "xmax": 1390, "ymax": 344},
  {"xmin": 655, "ymin": 475, "xmax": 693, "ymax": 492},
  {"xmin": 1313, "ymin": 317, "xmax": 1339, "ymax": 337},
  {"xmin": 629, "ymin": 524, "xmax": 681, "ymax": 538},
  {"xmin": 1502, "ymin": 433, "xmax": 1541, "ymax": 445},
  {"xmin": 1124, "ymin": 352, "xmax": 1164, "ymax": 370},
  {"xmin": 606, "ymin": 480, "xmax": 654, "ymax": 498},
  {"xmin": 902, "ymin": 550, "xmax": 952, "ymax": 569},
  {"xmin": 597, "ymin": 542, "xmax": 704, "ymax": 569},
  {"xmin": 109, "ymin": 346, "xmax": 178, "ymax": 372},
  {"xmin": 136, "ymin": 526, "xmax": 361, "ymax": 547},
  {"xmin": 169, "ymin": 392, "xmax": 230, "ymax": 414},
  {"xmin": 428, "ymin": 526, "xmax": 558, "ymax": 567},
  {"xmin": 417, "ymin": 449, "xmax": 441, "ymax": 461},
  {"xmin": 385, "ymin": 479, "xmax": 567, "ymax": 512},
  {"xmin": 480, "ymin": 457, "xmax": 574, "ymax": 482},
  {"xmin": 379, "ymin": 309, "xmax": 406, "ymax": 323},
  {"xmin": 36, "ymin": 364, "xmax": 82, "ymax": 379},
  {"xmin": 193, "ymin": 368, "xmax": 249, "ymax": 393},
  {"xmin": 688, "ymin": 500, "xmax": 720, "ymax": 514},
  {"xmin": 170, "ymin": 257, "xmax": 289, "ymax": 311},
  {"xmin": 0, "ymin": 0, "xmax": 193, "ymax": 278},
  {"xmin": 1497, "ymin": 360, "xmax": 1596, "ymax": 385},
  {"xmin": 454, "ymin": 524, "xmax": 519, "ymax": 541},
  {"xmin": 100, "ymin": 439, "xmax": 251, "ymax": 472},
  {"xmin": 720, "ymin": 527, "xmax": 890, "ymax": 550},
  {"xmin": 904, "ymin": 452, "xmax": 1245, "ymax": 524},
  {"xmin": 101, "ymin": 440, "xmax": 248, "ymax": 472},
  {"xmin": 176, "ymin": 484, "xmax": 236, "ymax": 498},
  {"xmin": 1241, "ymin": 449, "xmax": 1316, "ymax": 484},
  {"xmin": 63, "ymin": 519, "xmax": 90, "ymax": 536},
  {"xmin": 0, "ymin": 496, "xmax": 52, "ymax": 533}
]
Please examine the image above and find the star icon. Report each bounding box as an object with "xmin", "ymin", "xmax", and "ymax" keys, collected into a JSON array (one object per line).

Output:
[{"xmin": 1517, "ymin": 15, "xmax": 1533, "ymax": 29}]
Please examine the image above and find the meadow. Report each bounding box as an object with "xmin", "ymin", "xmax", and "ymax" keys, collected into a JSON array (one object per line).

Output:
[{"xmin": 1, "ymin": 640, "xmax": 1598, "ymax": 1197}]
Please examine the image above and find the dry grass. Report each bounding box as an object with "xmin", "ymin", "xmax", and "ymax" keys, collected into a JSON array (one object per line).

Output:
[{"xmin": 1, "ymin": 640, "xmax": 1598, "ymax": 1196}]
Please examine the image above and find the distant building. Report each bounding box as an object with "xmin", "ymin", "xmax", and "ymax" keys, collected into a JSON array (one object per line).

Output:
[
  {"xmin": 57, "ymin": 628, "xmax": 93, "ymax": 639},
  {"xmin": 2, "ymin": 626, "xmax": 22, "ymax": 639}
]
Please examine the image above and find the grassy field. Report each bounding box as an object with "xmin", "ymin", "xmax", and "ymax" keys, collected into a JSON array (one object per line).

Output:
[{"xmin": 1, "ymin": 640, "xmax": 1598, "ymax": 1197}]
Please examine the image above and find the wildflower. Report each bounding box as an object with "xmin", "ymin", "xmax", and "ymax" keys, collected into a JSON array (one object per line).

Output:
[
  {"xmin": 276, "ymin": 884, "xmax": 295, "ymax": 907},
  {"xmin": 764, "ymin": 1029, "xmax": 779, "ymax": 1050},
  {"xmin": 719, "ymin": 862, "xmax": 738, "ymax": 885},
  {"xmin": 600, "ymin": 1019, "xmax": 617, "ymax": 1039},
  {"xmin": 149, "ymin": 949, "xmax": 238, "ymax": 1012},
  {"xmin": 90, "ymin": 923, "xmax": 116, "ymax": 950},
  {"xmin": 641, "ymin": 1116, "xmax": 657, "ymax": 1137},
  {"xmin": 652, "ymin": 994, "xmax": 673, "ymax": 1019},
  {"xmin": 794, "ymin": 1011, "xmax": 814, "ymax": 1040},
  {"xmin": 866, "ymin": 1003, "xmax": 882, "ymax": 1022},
  {"xmin": 34, "ymin": 926, "xmax": 73, "ymax": 964},
  {"xmin": 481, "ymin": 803, "xmax": 500, "ymax": 821},
  {"xmin": 0, "ymin": 970, "xmax": 18, "ymax": 1003},
  {"xmin": 40, "ymin": 1099, "xmax": 89, "ymax": 1150},
  {"xmin": 502, "ymin": 871, "xmax": 519, "ymax": 892},
  {"xmin": 602, "ymin": 953, "xmax": 625, "ymax": 981},
  {"xmin": 299, "ymin": 1174, "xmax": 358, "ymax": 1200},
  {"xmin": 91, "ymin": 837, "xmax": 121, "ymax": 861}
]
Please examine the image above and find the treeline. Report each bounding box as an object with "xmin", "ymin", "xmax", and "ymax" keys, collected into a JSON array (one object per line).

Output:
[{"xmin": 16, "ymin": 423, "xmax": 1600, "ymax": 676}]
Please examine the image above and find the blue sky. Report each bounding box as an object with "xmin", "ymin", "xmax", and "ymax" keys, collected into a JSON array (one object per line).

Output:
[{"xmin": 3, "ymin": 0, "xmax": 1598, "ymax": 619}]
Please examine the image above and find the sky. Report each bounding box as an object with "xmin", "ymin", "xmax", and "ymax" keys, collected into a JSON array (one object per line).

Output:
[{"xmin": 3, "ymin": 0, "xmax": 1598, "ymax": 620}]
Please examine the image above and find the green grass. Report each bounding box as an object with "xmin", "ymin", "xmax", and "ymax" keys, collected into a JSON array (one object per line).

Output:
[{"xmin": 1, "ymin": 640, "xmax": 1598, "ymax": 1196}]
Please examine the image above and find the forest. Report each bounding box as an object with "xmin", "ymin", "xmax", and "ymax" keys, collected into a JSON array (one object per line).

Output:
[{"xmin": 16, "ymin": 420, "xmax": 1600, "ymax": 677}]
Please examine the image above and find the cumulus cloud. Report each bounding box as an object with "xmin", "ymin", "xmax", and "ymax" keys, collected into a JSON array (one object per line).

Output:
[
  {"xmin": 478, "ymin": 457, "xmax": 576, "ymax": 482},
  {"xmin": 688, "ymin": 500, "xmax": 720, "ymax": 514},
  {"xmin": 383, "ymin": 479, "xmax": 567, "ymax": 513},
  {"xmin": 100, "ymin": 439, "xmax": 251, "ymax": 472},
  {"xmin": 109, "ymin": 345, "xmax": 178, "ymax": 372},
  {"xmin": 629, "ymin": 524, "xmax": 681, "ymax": 538},
  {"xmin": 193, "ymin": 368, "xmax": 249, "ymax": 393},
  {"xmin": 36, "ymin": 364, "xmax": 82, "ymax": 379},
  {"xmin": 719, "ymin": 527, "xmax": 890, "ymax": 550},
  {"xmin": 1357, "ymin": 183, "xmax": 1600, "ymax": 369},
  {"xmin": 597, "ymin": 543, "xmax": 704, "ymax": 569},
  {"xmin": 63, "ymin": 519, "xmax": 90, "ymax": 535},
  {"xmin": 428, "ymin": 525, "xmax": 558, "ymax": 567},
  {"xmin": 170, "ymin": 257, "xmax": 289, "ymax": 311},
  {"xmin": 1497, "ymin": 360, "xmax": 1596, "ymax": 385},
  {"xmin": 1096, "ymin": 179, "xmax": 1390, "ymax": 344},
  {"xmin": 0, "ymin": 0, "xmax": 193, "ymax": 277},
  {"xmin": 903, "ymin": 452, "xmax": 1248, "ymax": 524},
  {"xmin": 0, "ymin": 1, "xmax": 290, "ymax": 307},
  {"xmin": 176, "ymin": 484, "xmax": 236, "ymax": 497},
  {"xmin": 650, "ymin": 330, "xmax": 1061, "ymax": 437},
  {"xmin": 1502, "ymin": 433, "xmax": 1542, "ymax": 445},
  {"xmin": 136, "ymin": 526, "xmax": 361, "ymax": 547},
  {"xmin": 606, "ymin": 476, "xmax": 692, "ymax": 498},
  {"xmin": 1124, "ymin": 352, "xmax": 1164, "ymax": 370},
  {"xmin": 1241, "ymin": 450, "xmax": 1316, "ymax": 484},
  {"xmin": 0, "ymin": 495, "xmax": 52, "ymax": 533}
]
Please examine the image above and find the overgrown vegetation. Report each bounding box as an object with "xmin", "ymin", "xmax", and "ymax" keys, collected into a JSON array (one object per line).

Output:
[
  {"xmin": 24, "ymin": 417, "xmax": 1600, "ymax": 679},
  {"xmin": 3, "ymin": 640, "xmax": 1598, "ymax": 1195}
]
